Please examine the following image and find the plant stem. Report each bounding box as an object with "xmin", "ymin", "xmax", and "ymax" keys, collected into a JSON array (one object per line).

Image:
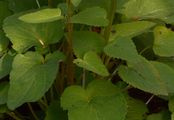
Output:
[
  {"xmin": 43, "ymin": 95, "xmax": 48, "ymax": 106},
  {"xmin": 66, "ymin": 0, "xmax": 75, "ymax": 85},
  {"xmin": 103, "ymin": 0, "xmax": 116, "ymax": 44},
  {"xmin": 108, "ymin": 65, "xmax": 119, "ymax": 81},
  {"xmin": 48, "ymin": 0, "xmax": 53, "ymax": 7},
  {"xmin": 39, "ymin": 99, "xmax": 48, "ymax": 108},
  {"xmin": 27, "ymin": 103, "xmax": 40, "ymax": 120},
  {"xmin": 146, "ymin": 95, "xmax": 155, "ymax": 105},
  {"xmin": 7, "ymin": 112, "xmax": 22, "ymax": 120},
  {"xmin": 102, "ymin": 0, "xmax": 116, "ymax": 65},
  {"xmin": 50, "ymin": 86, "xmax": 54, "ymax": 101},
  {"xmin": 37, "ymin": 102, "xmax": 46, "ymax": 111},
  {"xmin": 36, "ymin": 0, "xmax": 41, "ymax": 8},
  {"xmin": 139, "ymin": 46, "xmax": 152, "ymax": 55},
  {"xmin": 82, "ymin": 69, "xmax": 86, "ymax": 88}
]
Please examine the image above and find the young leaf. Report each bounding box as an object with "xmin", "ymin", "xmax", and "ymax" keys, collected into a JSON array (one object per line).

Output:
[
  {"xmin": 121, "ymin": 0, "xmax": 174, "ymax": 20},
  {"xmin": 7, "ymin": 51, "xmax": 65, "ymax": 110},
  {"xmin": 3, "ymin": 12, "xmax": 64, "ymax": 53},
  {"xmin": 72, "ymin": 31, "xmax": 105, "ymax": 58},
  {"xmin": 74, "ymin": 51, "xmax": 109, "ymax": 77},
  {"xmin": 19, "ymin": 8, "xmax": 64, "ymax": 23},
  {"xmin": 0, "ymin": 82, "xmax": 9, "ymax": 105},
  {"xmin": 61, "ymin": 80, "xmax": 127, "ymax": 120},
  {"xmin": 118, "ymin": 56, "xmax": 168, "ymax": 95},
  {"xmin": 72, "ymin": 0, "xmax": 81, "ymax": 7},
  {"xmin": 71, "ymin": 7, "xmax": 109, "ymax": 26},
  {"xmin": 153, "ymin": 26, "xmax": 174, "ymax": 57},
  {"xmin": 104, "ymin": 37, "xmax": 139, "ymax": 63},
  {"xmin": 110, "ymin": 21, "xmax": 156, "ymax": 41},
  {"xmin": 0, "ymin": 53, "xmax": 14, "ymax": 79}
]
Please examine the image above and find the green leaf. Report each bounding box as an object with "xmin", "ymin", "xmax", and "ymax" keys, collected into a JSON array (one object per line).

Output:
[
  {"xmin": 7, "ymin": 0, "xmax": 38, "ymax": 13},
  {"xmin": 45, "ymin": 101, "xmax": 68, "ymax": 120},
  {"xmin": 121, "ymin": 0, "xmax": 174, "ymax": 20},
  {"xmin": 118, "ymin": 56, "xmax": 168, "ymax": 95},
  {"xmin": 8, "ymin": 51, "xmax": 64, "ymax": 110},
  {"xmin": 161, "ymin": 15, "xmax": 174, "ymax": 24},
  {"xmin": 125, "ymin": 97, "xmax": 148, "ymax": 120},
  {"xmin": 72, "ymin": 31, "xmax": 105, "ymax": 58},
  {"xmin": 0, "ymin": 82, "xmax": 9, "ymax": 105},
  {"xmin": 78, "ymin": 0, "xmax": 110, "ymax": 10},
  {"xmin": 3, "ymin": 12, "xmax": 64, "ymax": 53},
  {"xmin": 0, "ymin": 53, "xmax": 14, "ymax": 79},
  {"xmin": 146, "ymin": 110, "xmax": 171, "ymax": 120},
  {"xmin": 71, "ymin": 7, "xmax": 109, "ymax": 26},
  {"xmin": 0, "ymin": 1, "xmax": 11, "ymax": 26},
  {"xmin": 72, "ymin": 0, "xmax": 81, "ymax": 7},
  {"xmin": 61, "ymin": 80, "xmax": 127, "ymax": 120},
  {"xmin": 110, "ymin": 21, "xmax": 156, "ymax": 41},
  {"xmin": 0, "ymin": 104, "xmax": 8, "ymax": 114},
  {"xmin": 151, "ymin": 61, "xmax": 174, "ymax": 94},
  {"xmin": 19, "ymin": 8, "xmax": 64, "ymax": 23},
  {"xmin": 153, "ymin": 26, "xmax": 174, "ymax": 57},
  {"xmin": 61, "ymin": 86, "xmax": 88, "ymax": 110},
  {"xmin": 0, "ymin": 31, "xmax": 9, "ymax": 52},
  {"xmin": 169, "ymin": 96, "xmax": 174, "ymax": 113},
  {"xmin": 172, "ymin": 113, "xmax": 174, "ymax": 120},
  {"xmin": 104, "ymin": 37, "xmax": 139, "ymax": 63},
  {"xmin": 7, "ymin": 0, "xmax": 48, "ymax": 13},
  {"xmin": 157, "ymin": 57, "xmax": 174, "ymax": 70},
  {"xmin": 74, "ymin": 51, "xmax": 109, "ymax": 77}
]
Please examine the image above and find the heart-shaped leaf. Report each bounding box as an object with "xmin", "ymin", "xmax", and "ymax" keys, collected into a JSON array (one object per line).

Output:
[
  {"xmin": 104, "ymin": 37, "xmax": 139, "ymax": 63},
  {"xmin": 71, "ymin": 7, "xmax": 109, "ymax": 26},
  {"xmin": 19, "ymin": 8, "xmax": 64, "ymax": 23},
  {"xmin": 72, "ymin": 31, "xmax": 105, "ymax": 58},
  {"xmin": 118, "ymin": 56, "xmax": 168, "ymax": 95},
  {"xmin": 153, "ymin": 26, "xmax": 174, "ymax": 57},
  {"xmin": 3, "ymin": 12, "xmax": 64, "ymax": 53},
  {"xmin": 74, "ymin": 51, "xmax": 109, "ymax": 77},
  {"xmin": 110, "ymin": 21, "xmax": 156, "ymax": 41},
  {"xmin": 61, "ymin": 80, "xmax": 127, "ymax": 120},
  {"xmin": 8, "ymin": 51, "xmax": 65, "ymax": 110},
  {"xmin": 121, "ymin": 0, "xmax": 174, "ymax": 20}
]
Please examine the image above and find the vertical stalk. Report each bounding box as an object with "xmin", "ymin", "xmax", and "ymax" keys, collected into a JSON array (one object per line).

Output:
[
  {"xmin": 103, "ymin": 0, "xmax": 116, "ymax": 65},
  {"xmin": 48, "ymin": 0, "xmax": 53, "ymax": 7},
  {"xmin": 103, "ymin": 0, "xmax": 116, "ymax": 44},
  {"xmin": 82, "ymin": 69, "xmax": 86, "ymax": 88},
  {"xmin": 66, "ymin": 0, "xmax": 75, "ymax": 85},
  {"xmin": 7, "ymin": 112, "xmax": 22, "ymax": 120},
  {"xmin": 36, "ymin": 0, "xmax": 41, "ymax": 8},
  {"xmin": 27, "ymin": 103, "xmax": 39, "ymax": 120}
]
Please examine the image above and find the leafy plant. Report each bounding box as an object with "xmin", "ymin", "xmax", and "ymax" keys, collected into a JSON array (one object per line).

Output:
[{"xmin": 1, "ymin": 0, "xmax": 174, "ymax": 120}]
